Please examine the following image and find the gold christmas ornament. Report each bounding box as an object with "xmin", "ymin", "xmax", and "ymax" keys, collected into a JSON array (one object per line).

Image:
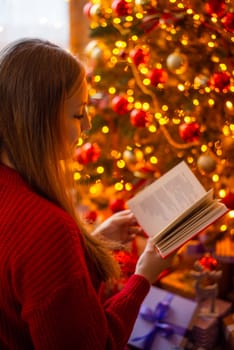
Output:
[
  {"xmin": 85, "ymin": 40, "xmax": 111, "ymax": 63},
  {"xmin": 123, "ymin": 149, "xmax": 137, "ymax": 163},
  {"xmin": 89, "ymin": 4, "xmax": 102, "ymax": 19},
  {"xmin": 197, "ymin": 154, "xmax": 216, "ymax": 173},
  {"xmin": 166, "ymin": 52, "xmax": 188, "ymax": 74},
  {"xmin": 135, "ymin": 0, "xmax": 157, "ymax": 8},
  {"xmin": 194, "ymin": 74, "xmax": 209, "ymax": 88}
]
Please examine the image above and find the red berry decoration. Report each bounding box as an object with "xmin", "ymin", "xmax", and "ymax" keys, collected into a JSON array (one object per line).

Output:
[
  {"xmin": 112, "ymin": 95, "xmax": 129, "ymax": 115},
  {"xmin": 222, "ymin": 192, "xmax": 234, "ymax": 210},
  {"xmin": 199, "ymin": 254, "xmax": 218, "ymax": 271},
  {"xmin": 179, "ymin": 122, "xmax": 201, "ymax": 142},
  {"xmin": 74, "ymin": 142, "xmax": 101, "ymax": 165},
  {"xmin": 109, "ymin": 198, "xmax": 126, "ymax": 213},
  {"xmin": 130, "ymin": 109, "xmax": 148, "ymax": 127},
  {"xmin": 221, "ymin": 12, "xmax": 234, "ymax": 33},
  {"xmin": 112, "ymin": 0, "xmax": 132, "ymax": 17},
  {"xmin": 114, "ymin": 250, "xmax": 138, "ymax": 276},
  {"xmin": 209, "ymin": 71, "xmax": 231, "ymax": 92},
  {"xmin": 84, "ymin": 210, "xmax": 98, "ymax": 224},
  {"xmin": 130, "ymin": 48, "xmax": 149, "ymax": 66},
  {"xmin": 205, "ymin": 0, "xmax": 226, "ymax": 18},
  {"xmin": 148, "ymin": 68, "xmax": 168, "ymax": 86}
]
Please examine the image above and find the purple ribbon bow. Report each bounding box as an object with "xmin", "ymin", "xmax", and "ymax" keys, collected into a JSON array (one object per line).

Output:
[{"xmin": 132, "ymin": 293, "xmax": 186, "ymax": 350}]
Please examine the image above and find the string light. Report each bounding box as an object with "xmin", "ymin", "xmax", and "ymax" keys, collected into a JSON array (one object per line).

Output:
[{"xmin": 76, "ymin": 0, "xmax": 234, "ymax": 252}]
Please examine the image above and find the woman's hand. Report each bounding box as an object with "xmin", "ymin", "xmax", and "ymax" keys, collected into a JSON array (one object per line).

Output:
[
  {"xmin": 135, "ymin": 239, "xmax": 175, "ymax": 284},
  {"xmin": 92, "ymin": 209, "xmax": 144, "ymax": 244}
]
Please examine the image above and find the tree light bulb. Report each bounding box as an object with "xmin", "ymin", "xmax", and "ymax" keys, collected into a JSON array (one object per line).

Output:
[
  {"xmin": 220, "ymin": 224, "xmax": 227, "ymax": 232},
  {"xmin": 115, "ymin": 182, "xmax": 124, "ymax": 191},
  {"xmin": 212, "ymin": 174, "xmax": 219, "ymax": 182},
  {"xmin": 219, "ymin": 189, "xmax": 226, "ymax": 198},
  {"xmin": 125, "ymin": 183, "xmax": 133, "ymax": 191},
  {"xmin": 96, "ymin": 166, "xmax": 104, "ymax": 174},
  {"xmin": 102, "ymin": 126, "xmax": 109, "ymax": 133}
]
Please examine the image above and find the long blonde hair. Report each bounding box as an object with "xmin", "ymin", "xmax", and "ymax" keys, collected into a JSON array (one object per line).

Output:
[{"xmin": 0, "ymin": 38, "xmax": 120, "ymax": 281}]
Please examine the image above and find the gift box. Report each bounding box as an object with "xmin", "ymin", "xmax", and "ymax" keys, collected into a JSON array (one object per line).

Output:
[
  {"xmin": 128, "ymin": 286, "xmax": 198, "ymax": 350},
  {"xmin": 159, "ymin": 269, "xmax": 196, "ymax": 299},
  {"xmin": 222, "ymin": 313, "xmax": 234, "ymax": 350},
  {"xmin": 160, "ymin": 263, "xmax": 232, "ymax": 301},
  {"xmin": 189, "ymin": 298, "xmax": 232, "ymax": 349},
  {"xmin": 190, "ymin": 315, "xmax": 219, "ymax": 349}
]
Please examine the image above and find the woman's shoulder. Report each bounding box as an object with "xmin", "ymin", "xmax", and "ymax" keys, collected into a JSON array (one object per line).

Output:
[
  {"xmin": 6, "ymin": 181, "xmax": 80, "ymax": 239},
  {"xmin": 23, "ymin": 189, "xmax": 79, "ymax": 237},
  {"xmin": 9, "ymin": 184, "xmax": 85, "ymax": 266},
  {"xmin": 0, "ymin": 164, "xmax": 83, "ymax": 248},
  {"xmin": 0, "ymin": 165, "xmax": 73, "ymax": 221}
]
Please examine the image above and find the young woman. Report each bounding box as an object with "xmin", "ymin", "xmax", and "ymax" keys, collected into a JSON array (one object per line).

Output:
[{"xmin": 0, "ymin": 38, "xmax": 174, "ymax": 349}]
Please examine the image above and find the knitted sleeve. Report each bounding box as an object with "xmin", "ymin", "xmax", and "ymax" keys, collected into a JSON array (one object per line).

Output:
[{"xmin": 13, "ymin": 206, "xmax": 150, "ymax": 350}]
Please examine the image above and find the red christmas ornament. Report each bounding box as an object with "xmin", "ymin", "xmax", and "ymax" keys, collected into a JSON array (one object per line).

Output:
[
  {"xmin": 148, "ymin": 68, "xmax": 168, "ymax": 86},
  {"xmin": 222, "ymin": 192, "xmax": 234, "ymax": 210},
  {"xmin": 84, "ymin": 210, "xmax": 98, "ymax": 224},
  {"xmin": 134, "ymin": 163, "xmax": 156, "ymax": 179},
  {"xmin": 179, "ymin": 122, "xmax": 201, "ymax": 142},
  {"xmin": 140, "ymin": 14, "xmax": 159, "ymax": 33},
  {"xmin": 112, "ymin": 0, "xmax": 132, "ymax": 17},
  {"xmin": 160, "ymin": 12, "xmax": 177, "ymax": 26},
  {"xmin": 83, "ymin": 2, "xmax": 93, "ymax": 17},
  {"xmin": 205, "ymin": 0, "xmax": 226, "ymax": 18},
  {"xmin": 109, "ymin": 198, "xmax": 126, "ymax": 213},
  {"xmin": 130, "ymin": 109, "xmax": 148, "ymax": 127},
  {"xmin": 209, "ymin": 71, "xmax": 231, "ymax": 92},
  {"xmin": 130, "ymin": 48, "xmax": 149, "ymax": 66},
  {"xmin": 112, "ymin": 95, "xmax": 129, "ymax": 115},
  {"xmin": 198, "ymin": 255, "xmax": 218, "ymax": 271},
  {"xmin": 221, "ymin": 12, "xmax": 234, "ymax": 33},
  {"xmin": 74, "ymin": 142, "xmax": 101, "ymax": 165}
]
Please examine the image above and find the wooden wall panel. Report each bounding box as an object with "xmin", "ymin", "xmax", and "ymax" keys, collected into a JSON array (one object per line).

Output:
[{"xmin": 69, "ymin": 0, "xmax": 89, "ymax": 57}]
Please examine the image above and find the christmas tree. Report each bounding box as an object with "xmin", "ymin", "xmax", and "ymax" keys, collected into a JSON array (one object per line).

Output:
[{"xmin": 72, "ymin": 0, "xmax": 234, "ymax": 260}]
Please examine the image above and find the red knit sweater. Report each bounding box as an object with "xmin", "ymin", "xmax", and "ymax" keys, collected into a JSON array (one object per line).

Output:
[{"xmin": 0, "ymin": 164, "xmax": 150, "ymax": 349}]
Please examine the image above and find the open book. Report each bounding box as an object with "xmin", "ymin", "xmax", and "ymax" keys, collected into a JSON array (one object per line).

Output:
[{"xmin": 127, "ymin": 161, "xmax": 228, "ymax": 258}]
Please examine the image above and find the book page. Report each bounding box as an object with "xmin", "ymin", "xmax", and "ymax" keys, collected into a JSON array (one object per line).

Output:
[
  {"xmin": 127, "ymin": 161, "xmax": 206, "ymax": 238},
  {"xmin": 156, "ymin": 201, "xmax": 228, "ymax": 258},
  {"xmin": 153, "ymin": 189, "xmax": 214, "ymax": 243}
]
